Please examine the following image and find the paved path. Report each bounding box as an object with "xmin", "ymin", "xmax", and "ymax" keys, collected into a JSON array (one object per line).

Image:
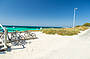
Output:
[{"xmin": 78, "ymin": 29, "xmax": 90, "ymax": 40}]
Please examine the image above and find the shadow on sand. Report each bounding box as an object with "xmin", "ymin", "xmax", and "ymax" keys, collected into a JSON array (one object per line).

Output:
[
  {"xmin": 11, "ymin": 41, "xmax": 32, "ymax": 50},
  {"xmin": 0, "ymin": 41, "xmax": 32, "ymax": 54},
  {"xmin": 0, "ymin": 50, "xmax": 6, "ymax": 54},
  {"xmin": 11, "ymin": 47, "xmax": 24, "ymax": 50}
]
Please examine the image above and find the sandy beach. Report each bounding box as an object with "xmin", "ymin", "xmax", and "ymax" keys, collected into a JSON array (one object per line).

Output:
[{"xmin": 0, "ymin": 30, "xmax": 90, "ymax": 59}]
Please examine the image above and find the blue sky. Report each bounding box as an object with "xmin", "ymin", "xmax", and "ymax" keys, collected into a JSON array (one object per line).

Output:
[{"xmin": 0, "ymin": 0, "xmax": 90, "ymax": 26}]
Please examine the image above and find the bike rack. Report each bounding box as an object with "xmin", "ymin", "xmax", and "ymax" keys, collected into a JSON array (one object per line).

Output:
[
  {"xmin": 0, "ymin": 24, "xmax": 8, "ymax": 50},
  {"xmin": 0, "ymin": 24, "xmax": 36, "ymax": 51}
]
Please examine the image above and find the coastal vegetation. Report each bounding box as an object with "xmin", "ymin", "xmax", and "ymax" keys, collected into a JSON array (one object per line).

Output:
[
  {"xmin": 41, "ymin": 26, "xmax": 88, "ymax": 36},
  {"xmin": 83, "ymin": 23, "xmax": 90, "ymax": 26}
]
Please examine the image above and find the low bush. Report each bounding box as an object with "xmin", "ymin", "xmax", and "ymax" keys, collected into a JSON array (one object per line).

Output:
[
  {"xmin": 41, "ymin": 29, "xmax": 56, "ymax": 34},
  {"xmin": 83, "ymin": 23, "xmax": 90, "ymax": 26},
  {"xmin": 41, "ymin": 26, "xmax": 88, "ymax": 36},
  {"xmin": 75, "ymin": 26, "xmax": 88, "ymax": 31}
]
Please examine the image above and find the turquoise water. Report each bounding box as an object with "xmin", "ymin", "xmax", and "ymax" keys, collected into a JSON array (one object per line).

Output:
[
  {"xmin": 0, "ymin": 25, "xmax": 62, "ymax": 32},
  {"xmin": 0, "ymin": 27, "xmax": 40, "ymax": 32}
]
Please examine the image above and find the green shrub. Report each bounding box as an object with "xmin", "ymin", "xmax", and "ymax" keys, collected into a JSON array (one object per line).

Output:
[
  {"xmin": 83, "ymin": 23, "xmax": 90, "ymax": 26},
  {"xmin": 75, "ymin": 26, "xmax": 88, "ymax": 31},
  {"xmin": 75, "ymin": 25, "xmax": 81, "ymax": 27}
]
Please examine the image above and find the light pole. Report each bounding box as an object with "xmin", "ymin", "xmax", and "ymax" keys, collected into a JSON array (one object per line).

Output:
[{"xmin": 73, "ymin": 8, "xmax": 78, "ymax": 28}]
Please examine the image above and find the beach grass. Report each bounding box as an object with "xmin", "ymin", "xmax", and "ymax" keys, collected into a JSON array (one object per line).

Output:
[{"xmin": 41, "ymin": 26, "xmax": 88, "ymax": 36}]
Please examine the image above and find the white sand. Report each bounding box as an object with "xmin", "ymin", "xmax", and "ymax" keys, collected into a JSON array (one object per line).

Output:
[{"xmin": 0, "ymin": 30, "xmax": 90, "ymax": 59}]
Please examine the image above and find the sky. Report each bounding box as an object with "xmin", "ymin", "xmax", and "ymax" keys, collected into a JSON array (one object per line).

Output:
[{"xmin": 0, "ymin": 0, "xmax": 90, "ymax": 26}]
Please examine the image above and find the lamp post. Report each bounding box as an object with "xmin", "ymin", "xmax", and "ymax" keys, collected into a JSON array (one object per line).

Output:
[{"xmin": 73, "ymin": 8, "xmax": 78, "ymax": 28}]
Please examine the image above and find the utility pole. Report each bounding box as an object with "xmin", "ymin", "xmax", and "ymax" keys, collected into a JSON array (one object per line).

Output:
[{"xmin": 73, "ymin": 8, "xmax": 78, "ymax": 28}]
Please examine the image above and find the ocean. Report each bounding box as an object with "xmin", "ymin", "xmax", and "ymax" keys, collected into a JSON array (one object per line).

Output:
[{"xmin": 0, "ymin": 25, "xmax": 62, "ymax": 32}]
